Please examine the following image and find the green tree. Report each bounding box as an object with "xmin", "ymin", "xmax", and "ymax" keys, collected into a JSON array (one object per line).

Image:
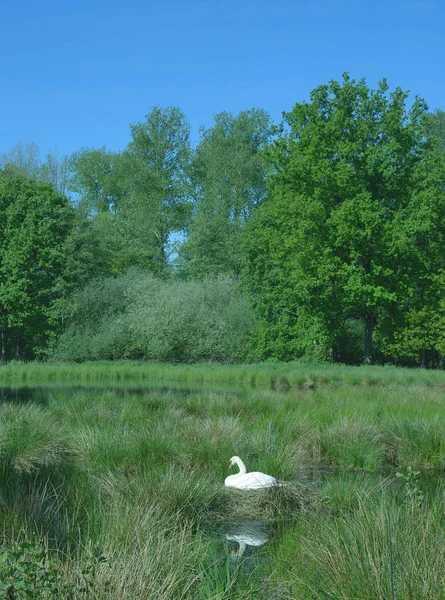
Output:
[
  {"xmin": 40, "ymin": 148, "xmax": 73, "ymax": 195},
  {"xmin": 0, "ymin": 142, "xmax": 41, "ymax": 179},
  {"xmin": 1, "ymin": 142, "xmax": 72, "ymax": 195},
  {"xmin": 243, "ymin": 75, "xmax": 440, "ymax": 363},
  {"xmin": 179, "ymin": 109, "xmax": 272, "ymax": 279},
  {"xmin": 379, "ymin": 145, "xmax": 445, "ymax": 365},
  {"xmin": 0, "ymin": 173, "xmax": 73, "ymax": 363},
  {"xmin": 51, "ymin": 271, "xmax": 254, "ymax": 363},
  {"xmin": 69, "ymin": 147, "xmax": 131, "ymax": 277},
  {"xmin": 70, "ymin": 108, "xmax": 192, "ymax": 276},
  {"xmin": 124, "ymin": 106, "xmax": 192, "ymax": 274},
  {"xmin": 70, "ymin": 147, "xmax": 121, "ymax": 214},
  {"xmin": 425, "ymin": 109, "xmax": 445, "ymax": 151}
]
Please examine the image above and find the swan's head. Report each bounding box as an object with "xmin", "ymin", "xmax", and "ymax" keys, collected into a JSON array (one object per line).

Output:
[{"xmin": 228, "ymin": 456, "xmax": 241, "ymax": 470}]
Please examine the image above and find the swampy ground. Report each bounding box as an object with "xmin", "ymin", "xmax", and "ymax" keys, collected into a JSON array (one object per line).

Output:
[{"xmin": 0, "ymin": 362, "xmax": 444, "ymax": 599}]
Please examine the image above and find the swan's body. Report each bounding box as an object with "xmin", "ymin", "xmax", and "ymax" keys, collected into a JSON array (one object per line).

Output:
[{"xmin": 224, "ymin": 456, "xmax": 281, "ymax": 490}]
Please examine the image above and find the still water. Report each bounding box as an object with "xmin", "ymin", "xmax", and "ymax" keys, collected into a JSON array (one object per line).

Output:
[{"xmin": 0, "ymin": 380, "xmax": 251, "ymax": 406}]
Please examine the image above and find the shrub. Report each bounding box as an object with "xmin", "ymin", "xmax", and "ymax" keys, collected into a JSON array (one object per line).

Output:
[{"xmin": 51, "ymin": 272, "xmax": 255, "ymax": 363}]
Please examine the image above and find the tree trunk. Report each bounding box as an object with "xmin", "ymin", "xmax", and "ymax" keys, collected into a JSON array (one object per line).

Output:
[
  {"xmin": 364, "ymin": 312, "xmax": 373, "ymax": 364},
  {"xmin": 15, "ymin": 335, "xmax": 21, "ymax": 362},
  {"xmin": 1, "ymin": 326, "xmax": 7, "ymax": 365}
]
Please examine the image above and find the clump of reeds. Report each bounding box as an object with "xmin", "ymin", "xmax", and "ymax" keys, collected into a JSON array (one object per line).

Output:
[
  {"xmin": 0, "ymin": 403, "xmax": 67, "ymax": 474},
  {"xmin": 270, "ymin": 486, "xmax": 445, "ymax": 600}
]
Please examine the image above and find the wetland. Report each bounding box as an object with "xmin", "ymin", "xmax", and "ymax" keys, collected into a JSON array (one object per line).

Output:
[{"xmin": 0, "ymin": 363, "xmax": 444, "ymax": 598}]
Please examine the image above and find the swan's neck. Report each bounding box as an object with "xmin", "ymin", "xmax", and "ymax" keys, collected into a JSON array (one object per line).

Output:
[
  {"xmin": 235, "ymin": 457, "xmax": 246, "ymax": 474},
  {"xmin": 233, "ymin": 541, "xmax": 246, "ymax": 558}
]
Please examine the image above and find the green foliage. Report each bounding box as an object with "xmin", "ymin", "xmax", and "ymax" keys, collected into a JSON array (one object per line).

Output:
[
  {"xmin": 70, "ymin": 147, "xmax": 119, "ymax": 215},
  {"xmin": 70, "ymin": 107, "xmax": 192, "ymax": 277},
  {"xmin": 275, "ymin": 490, "xmax": 445, "ymax": 599},
  {"xmin": 0, "ymin": 404, "xmax": 66, "ymax": 474},
  {"xmin": 242, "ymin": 74, "xmax": 445, "ymax": 364},
  {"xmin": 0, "ymin": 143, "xmax": 71, "ymax": 194},
  {"xmin": 197, "ymin": 544, "xmax": 234, "ymax": 600},
  {"xmin": 395, "ymin": 466, "xmax": 424, "ymax": 505},
  {"xmin": 0, "ymin": 536, "xmax": 108, "ymax": 600},
  {"xmin": 66, "ymin": 541, "xmax": 110, "ymax": 599},
  {"xmin": 0, "ymin": 377, "xmax": 444, "ymax": 597},
  {"xmin": 0, "ymin": 536, "xmax": 60, "ymax": 599},
  {"xmin": 7, "ymin": 358, "xmax": 445, "ymax": 390},
  {"xmin": 180, "ymin": 109, "xmax": 272, "ymax": 279},
  {"xmin": 424, "ymin": 109, "xmax": 445, "ymax": 151},
  {"xmin": 0, "ymin": 143, "xmax": 41, "ymax": 180},
  {"xmin": 2, "ymin": 90, "xmax": 445, "ymax": 366},
  {"xmin": 51, "ymin": 271, "xmax": 255, "ymax": 362},
  {"xmin": 0, "ymin": 173, "xmax": 73, "ymax": 362}
]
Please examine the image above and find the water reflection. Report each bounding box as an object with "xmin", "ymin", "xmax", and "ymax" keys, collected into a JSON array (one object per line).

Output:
[
  {"xmin": 0, "ymin": 380, "xmax": 250, "ymax": 406},
  {"xmin": 218, "ymin": 520, "xmax": 272, "ymax": 560},
  {"xmin": 0, "ymin": 385, "xmax": 56, "ymax": 406}
]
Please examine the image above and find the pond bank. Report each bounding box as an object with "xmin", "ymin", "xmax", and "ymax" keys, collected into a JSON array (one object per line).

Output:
[{"xmin": 2, "ymin": 359, "xmax": 445, "ymax": 389}]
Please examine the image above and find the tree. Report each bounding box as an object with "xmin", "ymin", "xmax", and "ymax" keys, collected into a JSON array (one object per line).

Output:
[
  {"xmin": 51, "ymin": 271, "xmax": 254, "ymax": 363},
  {"xmin": 68, "ymin": 147, "xmax": 128, "ymax": 277},
  {"xmin": 40, "ymin": 149, "xmax": 73, "ymax": 195},
  {"xmin": 179, "ymin": 109, "xmax": 271, "ymax": 279},
  {"xmin": 69, "ymin": 108, "xmax": 192, "ymax": 276},
  {"xmin": 0, "ymin": 143, "xmax": 72, "ymax": 195},
  {"xmin": 70, "ymin": 147, "xmax": 122, "ymax": 215},
  {"xmin": 379, "ymin": 145, "xmax": 445, "ymax": 365},
  {"xmin": 425, "ymin": 109, "xmax": 445, "ymax": 151},
  {"xmin": 243, "ymin": 75, "xmax": 441, "ymax": 363},
  {"xmin": 0, "ymin": 173, "xmax": 73, "ymax": 363},
  {"xmin": 0, "ymin": 142, "xmax": 41, "ymax": 179},
  {"xmin": 124, "ymin": 106, "xmax": 192, "ymax": 274}
]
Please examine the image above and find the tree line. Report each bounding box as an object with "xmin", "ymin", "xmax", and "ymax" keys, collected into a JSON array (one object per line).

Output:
[{"xmin": 1, "ymin": 74, "xmax": 445, "ymax": 366}]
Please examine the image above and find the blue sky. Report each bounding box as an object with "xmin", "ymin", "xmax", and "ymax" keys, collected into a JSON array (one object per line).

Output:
[{"xmin": 1, "ymin": 0, "xmax": 443, "ymax": 156}]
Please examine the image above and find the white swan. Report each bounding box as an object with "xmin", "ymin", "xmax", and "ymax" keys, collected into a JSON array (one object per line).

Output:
[{"xmin": 224, "ymin": 456, "xmax": 281, "ymax": 489}]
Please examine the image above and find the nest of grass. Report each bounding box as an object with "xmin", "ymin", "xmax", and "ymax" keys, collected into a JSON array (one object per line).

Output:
[{"xmin": 213, "ymin": 481, "xmax": 316, "ymax": 521}]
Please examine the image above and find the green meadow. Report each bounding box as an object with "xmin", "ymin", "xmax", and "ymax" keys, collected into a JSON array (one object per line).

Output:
[{"xmin": 0, "ymin": 362, "xmax": 444, "ymax": 598}]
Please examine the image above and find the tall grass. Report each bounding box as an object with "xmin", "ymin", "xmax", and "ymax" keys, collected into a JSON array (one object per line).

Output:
[
  {"xmin": 271, "ymin": 486, "xmax": 445, "ymax": 599},
  {"xmin": 0, "ymin": 382, "xmax": 444, "ymax": 597},
  {"xmin": 3, "ymin": 359, "xmax": 445, "ymax": 391}
]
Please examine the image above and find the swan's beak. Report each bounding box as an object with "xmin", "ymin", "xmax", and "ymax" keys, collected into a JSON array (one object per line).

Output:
[{"xmin": 228, "ymin": 460, "xmax": 233, "ymax": 470}]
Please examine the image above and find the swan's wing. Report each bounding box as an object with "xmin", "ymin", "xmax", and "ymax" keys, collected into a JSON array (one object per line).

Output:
[
  {"xmin": 250, "ymin": 472, "xmax": 280, "ymax": 488},
  {"xmin": 225, "ymin": 472, "xmax": 280, "ymax": 489}
]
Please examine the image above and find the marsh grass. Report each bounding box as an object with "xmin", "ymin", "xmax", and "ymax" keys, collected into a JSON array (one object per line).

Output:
[
  {"xmin": 4, "ymin": 359, "xmax": 445, "ymax": 390},
  {"xmin": 271, "ymin": 487, "xmax": 445, "ymax": 599},
  {"xmin": 0, "ymin": 378, "xmax": 444, "ymax": 597},
  {"xmin": 0, "ymin": 403, "xmax": 67, "ymax": 474}
]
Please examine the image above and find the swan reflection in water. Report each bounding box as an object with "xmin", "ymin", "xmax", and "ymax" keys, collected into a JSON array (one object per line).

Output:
[{"xmin": 223, "ymin": 520, "xmax": 270, "ymax": 559}]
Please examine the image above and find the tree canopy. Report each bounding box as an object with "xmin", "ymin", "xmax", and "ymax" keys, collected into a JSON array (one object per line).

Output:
[
  {"xmin": 242, "ymin": 75, "xmax": 445, "ymax": 363},
  {"xmin": 69, "ymin": 107, "xmax": 192, "ymax": 276},
  {"xmin": 179, "ymin": 109, "xmax": 272, "ymax": 278},
  {"xmin": 2, "ymin": 82, "xmax": 445, "ymax": 366},
  {"xmin": 0, "ymin": 173, "xmax": 73, "ymax": 362}
]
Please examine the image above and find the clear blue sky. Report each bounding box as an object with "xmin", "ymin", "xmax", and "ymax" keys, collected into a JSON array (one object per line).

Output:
[{"xmin": 1, "ymin": 0, "xmax": 443, "ymax": 156}]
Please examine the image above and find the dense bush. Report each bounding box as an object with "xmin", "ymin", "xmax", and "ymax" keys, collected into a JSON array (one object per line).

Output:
[{"xmin": 50, "ymin": 271, "xmax": 255, "ymax": 362}]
